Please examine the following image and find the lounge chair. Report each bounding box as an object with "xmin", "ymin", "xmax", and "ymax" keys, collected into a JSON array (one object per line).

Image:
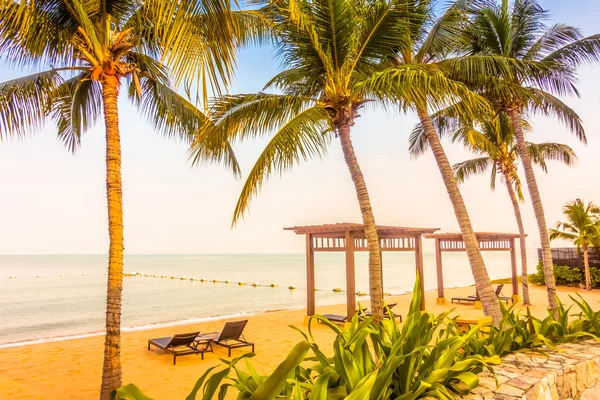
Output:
[
  {"xmin": 452, "ymin": 284, "xmax": 514, "ymax": 305},
  {"xmin": 147, "ymin": 332, "xmax": 212, "ymax": 365},
  {"xmin": 320, "ymin": 308, "xmax": 368, "ymax": 324},
  {"xmin": 196, "ymin": 320, "xmax": 254, "ymax": 357},
  {"xmin": 468, "ymin": 284, "xmax": 513, "ymax": 304},
  {"xmin": 363, "ymin": 303, "xmax": 402, "ymax": 322}
]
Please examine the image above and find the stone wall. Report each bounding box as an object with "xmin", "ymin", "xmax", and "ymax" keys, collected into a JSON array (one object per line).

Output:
[{"xmin": 464, "ymin": 340, "xmax": 600, "ymax": 399}]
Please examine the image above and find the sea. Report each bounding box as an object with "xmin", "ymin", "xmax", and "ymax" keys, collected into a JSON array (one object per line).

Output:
[{"xmin": 0, "ymin": 252, "xmax": 537, "ymax": 347}]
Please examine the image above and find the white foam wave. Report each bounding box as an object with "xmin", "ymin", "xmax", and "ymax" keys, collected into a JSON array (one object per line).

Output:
[{"xmin": 0, "ymin": 311, "xmax": 264, "ymax": 349}]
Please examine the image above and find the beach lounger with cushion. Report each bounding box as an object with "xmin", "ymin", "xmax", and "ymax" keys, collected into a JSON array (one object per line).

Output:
[
  {"xmin": 451, "ymin": 296, "xmax": 477, "ymax": 304},
  {"xmin": 319, "ymin": 308, "xmax": 368, "ymax": 324},
  {"xmin": 467, "ymin": 284, "xmax": 513, "ymax": 304},
  {"xmin": 147, "ymin": 331, "xmax": 213, "ymax": 365},
  {"xmin": 453, "ymin": 284, "xmax": 514, "ymax": 305},
  {"xmin": 196, "ymin": 320, "xmax": 254, "ymax": 357},
  {"xmin": 363, "ymin": 303, "xmax": 402, "ymax": 322}
]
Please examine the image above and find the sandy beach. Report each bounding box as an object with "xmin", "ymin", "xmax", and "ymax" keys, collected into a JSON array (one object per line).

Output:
[{"xmin": 0, "ymin": 284, "xmax": 596, "ymax": 399}]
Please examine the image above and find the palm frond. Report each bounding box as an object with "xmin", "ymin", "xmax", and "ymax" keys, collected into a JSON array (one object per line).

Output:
[
  {"xmin": 452, "ymin": 156, "xmax": 493, "ymax": 184},
  {"xmin": 128, "ymin": 74, "xmax": 208, "ymax": 143},
  {"xmin": 209, "ymin": 93, "xmax": 312, "ymax": 141},
  {"xmin": 362, "ymin": 64, "xmax": 491, "ymax": 118},
  {"xmin": 525, "ymin": 23, "xmax": 582, "ymax": 60},
  {"xmin": 527, "ymin": 88, "xmax": 586, "ymax": 144},
  {"xmin": 526, "ymin": 142, "xmax": 577, "ymax": 173},
  {"xmin": 0, "ymin": 70, "xmax": 63, "ymax": 139},
  {"xmin": 50, "ymin": 72, "xmax": 102, "ymax": 152},
  {"xmin": 0, "ymin": 0, "xmax": 78, "ymax": 67},
  {"xmin": 542, "ymin": 34, "xmax": 600, "ymax": 68},
  {"xmin": 232, "ymin": 106, "xmax": 332, "ymax": 225}
]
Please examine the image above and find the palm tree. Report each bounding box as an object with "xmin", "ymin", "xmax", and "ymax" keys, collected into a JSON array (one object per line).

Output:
[
  {"xmin": 192, "ymin": 0, "xmax": 496, "ymax": 321},
  {"xmin": 411, "ymin": 112, "xmax": 577, "ymax": 305},
  {"xmin": 550, "ymin": 199, "xmax": 600, "ymax": 291},
  {"xmin": 0, "ymin": 1, "xmax": 254, "ymax": 397},
  {"xmin": 465, "ymin": 0, "xmax": 600, "ymax": 310},
  {"xmin": 357, "ymin": 0, "xmax": 514, "ymax": 323}
]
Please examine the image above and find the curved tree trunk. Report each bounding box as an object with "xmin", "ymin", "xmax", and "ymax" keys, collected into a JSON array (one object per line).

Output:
[
  {"xmin": 337, "ymin": 114, "xmax": 384, "ymax": 322},
  {"xmin": 583, "ymin": 246, "xmax": 591, "ymax": 290},
  {"xmin": 508, "ymin": 109, "xmax": 558, "ymax": 310},
  {"xmin": 99, "ymin": 81, "xmax": 124, "ymax": 399},
  {"xmin": 503, "ymin": 171, "xmax": 531, "ymax": 305},
  {"xmin": 417, "ymin": 105, "xmax": 502, "ymax": 325}
]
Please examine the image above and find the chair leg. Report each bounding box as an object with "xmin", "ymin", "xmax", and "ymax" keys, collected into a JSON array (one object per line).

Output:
[
  {"xmin": 201, "ymin": 352, "xmax": 204, "ymax": 360},
  {"xmin": 147, "ymin": 342, "xmax": 150, "ymax": 350},
  {"xmin": 251, "ymin": 344, "xmax": 255, "ymax": 353},
  {"xmin": 173, "ymin": 355, "xmax": 177, "ymax": 365},
  {"xmin": 228, "ymin": 348, "xmax": 231, "ymax": 357}
]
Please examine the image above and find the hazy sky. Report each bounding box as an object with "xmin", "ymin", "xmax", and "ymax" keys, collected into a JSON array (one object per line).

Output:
[{"xmin": 0, "ymin": 0, "xmax": 598, "ymax": 255}]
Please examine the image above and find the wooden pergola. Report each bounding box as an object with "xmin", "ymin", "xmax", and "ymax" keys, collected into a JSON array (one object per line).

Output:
[
  {"xmin": 285, "ymin": 223, "xmax": 439, "ymax": 320},
  {"xmin": 424, "ymin": 232, "xmax": 523, "ymax": 305}
]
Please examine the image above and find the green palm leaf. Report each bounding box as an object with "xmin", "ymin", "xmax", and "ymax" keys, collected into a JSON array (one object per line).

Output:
[
  {"xmin": 0, "ymin": 70, "xmax": 63, "ymax": 139},
  {"xmin": 232, "ymin": 106, "xmax": 332, "ymax": 225}
]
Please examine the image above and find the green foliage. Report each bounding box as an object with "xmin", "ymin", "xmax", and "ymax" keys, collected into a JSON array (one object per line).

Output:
[
  {"xmin": 529, "ymin": 262, "xmax": 583, "ymax": 286},
  {"xmin": 116, "ymin": 276, "xmax": 600, "ymax": 399}
]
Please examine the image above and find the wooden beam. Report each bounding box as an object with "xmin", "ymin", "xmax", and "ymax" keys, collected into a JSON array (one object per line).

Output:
[
  {"xmin": 306, "ymin": 234, "xmax": 315, "ymax": 316},
  {"xmin": 510, "ymin": 237, "xmax": 518, "ymax": 296},
  {"xmin": 435, "ymin": 238, "xmax": 444, "ymax": 301},
  {"xmin": 415, "ymin": 235, "xmax": 426, "ymax": 311},
  {"xmin": 345, "ymin": 232, "xmax": 356, "ymax": 320}
]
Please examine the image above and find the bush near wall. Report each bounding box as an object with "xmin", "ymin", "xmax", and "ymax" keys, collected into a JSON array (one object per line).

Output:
[{"xmin": 529, "ymin": 261, "xmax": 600, "ymax": 288}]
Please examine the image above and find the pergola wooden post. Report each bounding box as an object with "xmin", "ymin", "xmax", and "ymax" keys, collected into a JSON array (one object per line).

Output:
[
  {"xmin": 345, "ymin": 231, "xmax": 356, "ymax": 318},
  {"xmin": 285, "ymin": 223, "xmax": 439, "ymax": 321},
  {"xmin": 306, "ymin": 233, "xmax": 315, "ymax": 316},
  {"xmin": 425, "ymin": 232, "xmax": 523, "ymax": 306}
]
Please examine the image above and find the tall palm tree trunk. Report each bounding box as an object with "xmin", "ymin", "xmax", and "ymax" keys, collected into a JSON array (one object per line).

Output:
[
  {"xmin": 503, "ymin": 172, "xmax": 531, "ymax": 305},
  {"xmin": 417, "ymin": 106, "xmax": 501, "ymax": 325},
  {"xmin": 337, "ymin": 113, "xmax": 384, "ymax": 322},
  {"xmin": 100, "ymin": 81, "xmax": 124, "ymax": 400},
  {"xmin": 583, "ymin": 246, "xmax": 591, "ymax": 290},
  {"xmin": 508, "ymin": 109, "xmax": 558, "ymax": 310}
]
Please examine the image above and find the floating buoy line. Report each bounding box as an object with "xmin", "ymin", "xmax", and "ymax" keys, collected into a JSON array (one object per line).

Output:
[
  {"xmin": 8, "ymin": 272, "xmax": 384, "ymax": 296},
  {"xmin": 118, "ymin": 272, "xmax": 384, "ymax": 296}
]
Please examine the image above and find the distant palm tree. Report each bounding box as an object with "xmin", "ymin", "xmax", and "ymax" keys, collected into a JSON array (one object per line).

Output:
[
  {"xmin": 550, "ymin": 199, "xmax": 600, "ymax": 291},
  {"xmin": 192, "ymin": 0, "xmax": 494, "ymax": 321},
  {"xmin": 466, "ymin": 0, "xmax": 600, "ymax": 310},
  {"xmin": 0, "ymin": 1, "xmax": 257, "ymax": 397},
  {"xmin": 411, "ymin": 112, "xmax": 577, "ymax": 305}
]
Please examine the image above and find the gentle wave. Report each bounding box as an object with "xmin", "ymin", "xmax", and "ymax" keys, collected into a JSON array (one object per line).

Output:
[{"xmin": 0, "ymin": 309, "xmax": 289, "ymax": 349}]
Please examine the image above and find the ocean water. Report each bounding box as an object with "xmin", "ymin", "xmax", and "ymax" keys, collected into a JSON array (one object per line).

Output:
[{"xmin": 0, "ymin": 252, "xmax": 534, "ymax": 346}]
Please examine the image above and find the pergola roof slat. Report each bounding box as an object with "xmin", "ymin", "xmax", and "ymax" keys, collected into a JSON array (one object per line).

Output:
[{"xmin": 284, "ymin": 222, "xmax": 439, "ymax": 236}]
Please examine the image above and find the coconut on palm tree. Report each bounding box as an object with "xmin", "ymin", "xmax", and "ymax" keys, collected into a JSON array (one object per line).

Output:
[
  {"xmin": 0, "ymin": 0, "xmax": 259, "ymax": 397},
  {"xmin": 411, "ymin": 111, "xmax": 577, "ymax": 305},
  {"xmin": 550, "ymin": 199, "xmax": 600, "ymax": 291},
  {"xmin": 465, "ymin": 0, "xmax": 600, "ymax": 310}
]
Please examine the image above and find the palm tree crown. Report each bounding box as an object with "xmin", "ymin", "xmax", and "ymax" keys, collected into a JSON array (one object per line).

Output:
[
  {"xmin": 0, "ymin": 1, "xmax": 260, "ymax": 397},
  {"xmin": 463, "ymin": 0, "xmax": 600, "ymax": 310},
  {"xmin": 550, "ymin": 200, "xmax": 600, "ymax": 251},
  {"xmin": 550, "ymin": 199, "xmax": 600, "ymax": 291}
]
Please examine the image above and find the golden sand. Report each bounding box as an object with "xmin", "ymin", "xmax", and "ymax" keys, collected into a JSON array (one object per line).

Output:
[{"xmin": 0, "ymin": 284, "xmax": 595, "ymax": 399}]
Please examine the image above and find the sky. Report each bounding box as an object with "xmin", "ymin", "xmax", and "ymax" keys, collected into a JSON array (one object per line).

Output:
[{"xmin": 0, "ymin": 0, "xmax": 599, "ymax": 255}]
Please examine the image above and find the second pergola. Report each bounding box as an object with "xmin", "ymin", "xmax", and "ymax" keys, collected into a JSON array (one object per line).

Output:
[{"xmin": 424, "ymin": 232, "xmax": 523, "ymax": 306}]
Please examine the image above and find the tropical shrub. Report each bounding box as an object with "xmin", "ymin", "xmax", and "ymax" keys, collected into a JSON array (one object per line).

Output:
[
  {"xmin": 114, "ymin": 282, "xmax": 600, "ymax": 399},
  {"xmin": 529, "ymin": 262, "xmax": 583, "ymax": 286},
  {"xmin": 589, "ymin": 267, "xmax": 600, "ymax": 288}
]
